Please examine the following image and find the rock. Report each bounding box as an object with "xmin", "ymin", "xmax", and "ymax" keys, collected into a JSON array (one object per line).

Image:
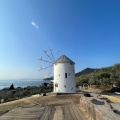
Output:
[
  {"xmin": 42, "ymin": 93, "xmax": 46, "ymax": 96},
  {"xmin": 79, "ymin": 93, "xmax": 120, "ymax": 120},
  {"xmin": 1, "ymin": 99, "xmax": 4, "ymax": 103}
]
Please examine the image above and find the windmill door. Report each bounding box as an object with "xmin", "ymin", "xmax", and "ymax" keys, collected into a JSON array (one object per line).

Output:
[{"xmin": 55, "ymin": 83, "xmax": 58, "ymax": 92}]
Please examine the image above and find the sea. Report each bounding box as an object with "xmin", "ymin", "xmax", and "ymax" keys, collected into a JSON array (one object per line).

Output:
[{"xmin": 0, "ymin": 79, "xmax": 51, "ymax": 90}]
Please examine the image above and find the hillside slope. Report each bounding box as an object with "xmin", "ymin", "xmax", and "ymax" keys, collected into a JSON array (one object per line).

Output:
[
  {"xmin": 75, "ymin": 68, "xmax": 97, "ymax": 77},
  {"xmin": 76, "ymin": 63, "xmax": 120, "ymax": 87}
]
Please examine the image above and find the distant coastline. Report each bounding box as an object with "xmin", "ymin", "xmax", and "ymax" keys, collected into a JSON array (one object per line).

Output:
[{"xmin": 0, "ymin": 79, "xmax": 51, "ymax": 90}]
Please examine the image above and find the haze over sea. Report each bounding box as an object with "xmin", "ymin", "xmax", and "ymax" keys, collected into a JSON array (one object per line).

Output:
[{"xmin": 0, "ymin": 79, "xmax": 49, "ymax": 90}]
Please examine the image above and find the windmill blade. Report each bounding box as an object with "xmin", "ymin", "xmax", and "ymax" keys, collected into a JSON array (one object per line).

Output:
[
  {"xmin": 38, "ymin": 66, "xmax": 43, "ymax": 71},
  {"xmin": 39, "ymin": 58, "xmax": 53, "ymax": 63},
  {"xmin": 38, "ymin": 66, "xmax": 42, "ymax": 71},
  {"xmin": 50, "ymin": 49, "xmax": 53, "ymax": 52},
  {"xmin": 42, "ymin": 65, "xmax": 53, "ymax": 70},
  {"xmin": 38, "ymin": 57, "xmax": 42, "ymax": 61},
  {"xmin": 57, "ymin": 50, "xmax": 60, "ymax": 55},
  {"xmin": 39, "ymin": 65, "xmax": 53, "ymax": 71},
  {"xmin": 48, "ymin": 67, "xmax": 53, "ymax": 76},
  {"xmin": 43, "ymin": 50, "xmax": 47, "ymax": 53},
  {"xmin": 44, "ymin": 74, "xmax": 47, "ymax": 79},
  {"xmin": 40, "ymin": 66, "xmax": 42, "ymax": 70},
  {"xmin": 42, "ymin": 59, "xmax": 53, "ymax": 63},
  {"xmin": 43, "ymin": 50, "xmax": 54, "ymax": 62},
  {"xmin": 50, "ymin": 49, "xmax": 55, "ymax": 62}
]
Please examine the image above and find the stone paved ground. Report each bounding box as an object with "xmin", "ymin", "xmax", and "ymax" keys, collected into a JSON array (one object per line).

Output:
[{"xmin": 0, "ymin": 94, "xmax": 86, "ymax": 120}]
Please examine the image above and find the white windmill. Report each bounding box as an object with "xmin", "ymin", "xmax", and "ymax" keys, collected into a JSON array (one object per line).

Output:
[{"xmin": 39, "ymin": 50, "xmax": 76, "ymax": 93}]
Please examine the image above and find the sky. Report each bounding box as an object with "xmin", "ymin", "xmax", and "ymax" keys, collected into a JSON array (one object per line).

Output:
[{"xmin": 0, "ymin": 0, "xmax": 120, "ymax": 80}]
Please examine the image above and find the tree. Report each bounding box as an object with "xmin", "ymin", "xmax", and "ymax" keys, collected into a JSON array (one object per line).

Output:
[{"xmin": 9, "ymin": 84, "xmax": 14, "ymax": 90}]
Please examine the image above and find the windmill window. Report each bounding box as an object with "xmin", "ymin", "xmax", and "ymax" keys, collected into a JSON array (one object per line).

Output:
[
  {"xmin": 55, "ymin": 84, "xmax": 58, "ymax": 87},
  {"xmin": 64, "ymin": 85, "xmax": 66, "ymax": 88},
  {"xmin": 68, "ymin": 73, "xmax": 70, "ymax": 76},
  {"xmin": 65, "ymin": 73, "xmax": 67, "ymax": 78},
  {"xmin": 59, "ymin": 74, "xmax": 60, "ymax": 77}
]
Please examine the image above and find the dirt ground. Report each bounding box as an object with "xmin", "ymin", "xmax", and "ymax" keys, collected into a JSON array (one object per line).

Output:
[
  {"xmin": 83, "ymin": 87, "xmax": 120, "ymax": 103},
  {"xmin": 102, "ymin": 95, "xmax": 120, "ymax": 103},
  {"xmin": 0, "ymin": 94, "xmax": 86, "ymax": 120}
]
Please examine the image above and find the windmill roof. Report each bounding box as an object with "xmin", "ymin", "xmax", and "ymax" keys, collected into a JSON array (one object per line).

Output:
[{"xmin": 54, "ymin": 55, "xmax": 75, "ymax": 64}]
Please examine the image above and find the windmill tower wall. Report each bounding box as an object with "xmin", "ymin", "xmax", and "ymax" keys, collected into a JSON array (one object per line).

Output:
[{"xmin": 54, "ymin": 55, "xmax": 76, "ymax": 93}]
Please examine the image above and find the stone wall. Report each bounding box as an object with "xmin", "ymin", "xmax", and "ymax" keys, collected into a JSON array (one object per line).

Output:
[{"xmin": 79, "ymin": 93, "xmax": 120, "ymax": 120}]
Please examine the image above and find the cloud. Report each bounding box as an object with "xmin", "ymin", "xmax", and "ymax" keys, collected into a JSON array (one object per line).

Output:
[{"xmin": 31, "ymin": 21, "xmax": 39, "ymax": 29}]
